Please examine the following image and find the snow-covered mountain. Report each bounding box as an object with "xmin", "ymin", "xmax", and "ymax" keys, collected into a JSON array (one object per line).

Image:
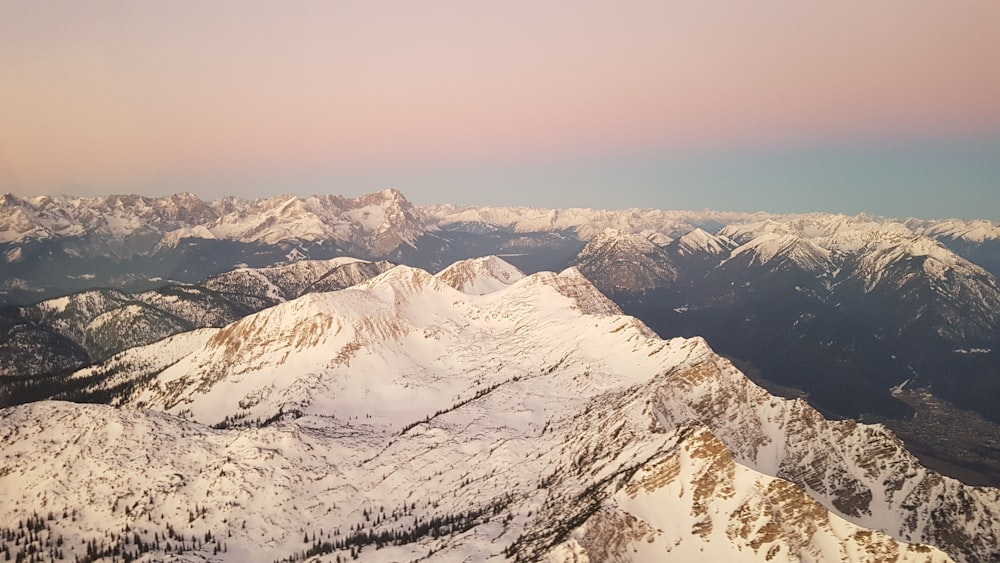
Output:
[
  {"xmin": 4, "ymin": 190, "xmax": 997, "ymax": 303},
  {"xmin": 4, "ymin": 188, "xmax": 1000, "ymax": 526},
  {"xmin": 0, "ymin": 192, "xmax": 217, "ymax": 249},
  {"xmin": 0, "ymin": 189, "xmax": 431, "ymax": 302},
  {"xmin": 425, "ymin": 203, "xmax": 762, "ymax": 240},
  {"xmin": 571, "ymin": 229, "xmax": 678, "ymax": 293},
  {"xmin": 0, "ymin": 189, "xmax": 427, "ymax": 253},
  {"xmin": 0, "ymin": 258, "xmax": 394, "ymax": 396},
  {"xmin": 578, "ymin": 215, "xmax": 1000, "ymax": 421},
  {"xmin": 2, "ymin": 258, "xmax": 992, "ymax": 562},
  {"xmin": 674, "ymin": 227, "xmax": 735, "ymax": 257},
  {"xmin": 907, "ymin": 218, "xmax": 1000, "ymax": 244},
  {"xmin": 182, "ymin": 189, "xmax": 429, "ymax": 255},
  {"xmin": 435, "ymin": 255, "xmax": 525, "ymax": 295},
  {"xmin": 718, "ymin": 215, "xmax": 1000, "ymax": 340},
  {"xmin": 204, "ymin": 257, "xmax": 395, "ymax": 306},
  {"xmin": 0, "ymin": 285, "xmax": 251, "ymax": 380},
  {"xmin": 906, "ymin": 218, "xmax": 1000, "ymax": 280}
]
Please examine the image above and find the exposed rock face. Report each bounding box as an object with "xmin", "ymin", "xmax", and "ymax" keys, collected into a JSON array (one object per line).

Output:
[
  {"xmin": 556, "ymin": 427, "xmax": 951, "ymax": 563},
  {"xmin": 651, "ymin": 360, "xmax": 1000, "ymax": 563}
]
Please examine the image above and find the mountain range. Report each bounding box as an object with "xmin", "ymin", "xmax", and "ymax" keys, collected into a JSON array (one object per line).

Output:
[
  {"xmin": 2, "ymin": 189, "xmax": 1000, "ymax": 561},
  {"xmin": 3, "ymin": 258, "xmax": 998, "ymax": 562}
]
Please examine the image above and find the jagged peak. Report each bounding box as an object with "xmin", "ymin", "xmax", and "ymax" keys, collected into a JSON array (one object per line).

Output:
[
  {"xmin": 435, "ymin": 256, "xmax": 525, "ymax": 295},
  {"xmin": 577, "ymin": 229, "xmax": 669, "ymax": 265},
  {"xmin": 377, "ymin": 187, "xmax": 406, "ymax": 201},
  {"xmin": 728, "ymin": 232, "xmax": 834, "ymax": 271},
  {"xmin": 652, "ymin": 357, "xmax": 1000, "ymax": 561},
  {"xmin": 351, "ymin": 187, "xmax": 412, "ymax": 209},
  {"xmin": 0, "ymin": 192, "xmax": 24, "ymax": 207},
  {"xmin": 677, "ymin": 227, "xmax": 734, "ymax": 256}
]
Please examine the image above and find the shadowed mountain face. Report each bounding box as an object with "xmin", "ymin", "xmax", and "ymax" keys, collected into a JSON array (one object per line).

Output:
[
  {"xmin": 2, "ymin": 259, "xmax": 993, "ymax": 562},
  {"xmin": 568, "ymin": 216, "xmax": 1000, "ymax": 486},
  {"xmin": 601, "ymin": 216, "xmax": 1000, "ymax": 423}
]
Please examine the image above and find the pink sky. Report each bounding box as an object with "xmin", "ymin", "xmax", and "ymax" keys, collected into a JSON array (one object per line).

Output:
[{"xmin": 1, "ymin": 0, "xmax": 998, "ymax": 203}]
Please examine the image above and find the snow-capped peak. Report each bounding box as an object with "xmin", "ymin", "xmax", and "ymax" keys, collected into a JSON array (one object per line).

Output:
[
  {"xmin": 583, "ymin": 228, "xmax": 660, "ymax": 255},
  {"xmin": 435, "ymin": 255, "xmax": 525, "ymax": 295},
  {"xmin": 572, "ymin": 229, "xmax": 679, "ymax": 293},
  {"xmin": 677, "ymin": 227, "xmax": 735, "ymax": 256},
  {"xmin": 909, "ymin": 218, "xmax": 1000, "ymax": 243},
  {"xmin": 728, "ymin": 231, "xmax": 835, "ymax": 272}
]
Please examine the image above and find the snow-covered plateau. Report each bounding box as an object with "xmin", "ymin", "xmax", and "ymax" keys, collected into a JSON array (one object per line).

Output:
[{"xmin": 1, "ymin": 258, "xmax": 996, "ymax": 563}]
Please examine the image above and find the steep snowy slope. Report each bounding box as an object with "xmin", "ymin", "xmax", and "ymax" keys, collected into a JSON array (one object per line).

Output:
[
  {"xmin": 0, "ymin": 256, "xmax": 398, "ymax": 396},
  {"xmin": 549, "ymin": 426, "xmax": 950, "ymax": 563},
  {"xmin": 60, "ymin": 328, "xmax": 218, "ymax": 405},
  {"xmin": 1, "ymin": 399, "xmax": 953, "ymax": 563}
]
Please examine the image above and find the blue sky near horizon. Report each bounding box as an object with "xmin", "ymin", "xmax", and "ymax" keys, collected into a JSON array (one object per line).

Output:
[
  {"xmin": 1, "ymin": 1, "xmax": 998, "ymax": 220},
  {"xmin": 330, "ymin": 135, "xmax": 1000, "ymax": 220},
  {"xmin": 142, "ymin": 135, "xmax": 1000, "ymax": 221}
]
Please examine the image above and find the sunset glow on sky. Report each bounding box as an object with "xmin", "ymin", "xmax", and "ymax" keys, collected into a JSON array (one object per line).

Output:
[{"xmin": 1, "ymin": 1, "xmax": 998, "ymax": 218}]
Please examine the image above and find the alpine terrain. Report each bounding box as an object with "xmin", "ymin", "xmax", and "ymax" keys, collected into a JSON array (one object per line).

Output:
[
  {"xmin": 1, "ymin": 258, "xmax": 998, "ymax": 562},
  {"xmin": 2, "ymin": 190, "xmax": 1000, "ymax": 562}
]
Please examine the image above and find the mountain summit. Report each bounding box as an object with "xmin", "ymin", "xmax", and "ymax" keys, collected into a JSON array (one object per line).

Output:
[{"xmin": 572, "ymin": 229, "xmax": 678, "ymax": 293}]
